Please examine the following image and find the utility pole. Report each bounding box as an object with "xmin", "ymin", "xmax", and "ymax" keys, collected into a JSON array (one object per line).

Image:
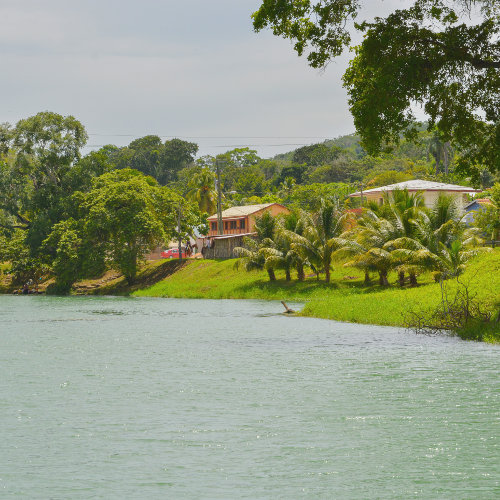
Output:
[
  {"xmin": 216, "ymin": 159, "xmax": 224, "ymax": 235},
  {"xmin": 177, "ymin": 206, "xmax": 183, "ymax": 262}
]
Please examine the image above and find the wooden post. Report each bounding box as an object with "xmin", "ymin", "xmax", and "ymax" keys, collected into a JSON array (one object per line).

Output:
[
  {"xmin": 216, "ymin": 159, "xmax": 223, "ymax": 235},
  {"xmin": 177, "ymin": 206, "xmax": 183, "ymax": 262}
]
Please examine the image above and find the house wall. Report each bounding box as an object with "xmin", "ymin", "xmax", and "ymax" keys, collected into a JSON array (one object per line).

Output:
[
  {"xmin": 207, "ymin": 204, "xmax": 290, "ymax": 237},
  {"xmin": 247, "ymin": 204, "xmax": 290, "ymax": 233}
]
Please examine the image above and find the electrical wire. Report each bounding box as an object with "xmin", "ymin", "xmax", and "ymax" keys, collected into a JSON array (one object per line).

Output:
[
  {"xmin": 87, "ymin": 134, "xmax": 334, "ymax": 139},
  {"xmin": 85, "ymin": 143, "xmax": 315, "ymax": 148}
]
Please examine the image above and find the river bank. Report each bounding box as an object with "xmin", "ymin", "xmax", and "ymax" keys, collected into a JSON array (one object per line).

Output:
[
  {"xmin": 2, "ymin": 250, "xmax": 498, "ymax": 343},
  {"xmin": 131, "ymin": 252, "xmax": 499, "ymax": 343}
]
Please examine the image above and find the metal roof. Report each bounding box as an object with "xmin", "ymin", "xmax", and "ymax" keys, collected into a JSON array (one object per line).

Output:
[
  {"xmin": 464, "ymin": 198, "xmax": 493, "ymax": 210},
  {"xmin": 205, "ymin": 232, "xmax": 257, "ymax": 240},
  {"xmin": 207, "ymin": 203, "xmax": 282, "ymax": 220},
  {"xmin": 350, "ymin": 179, "xmax": 481, "ymax": 197}
]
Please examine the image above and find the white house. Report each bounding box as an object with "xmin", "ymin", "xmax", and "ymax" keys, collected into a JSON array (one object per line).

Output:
[{"xmin": 349, "ymin": 180, "xmax": 481, "ymax": 210}]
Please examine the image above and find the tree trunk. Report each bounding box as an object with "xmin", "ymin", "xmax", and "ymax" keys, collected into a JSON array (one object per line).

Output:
[
  {"xmin": 285, "ymin": 268, "xmax": 291, "ymax": 281},
  {"xmin": 409, "ymin": 272, "xmax": 418, "ymax": 287},
  {"xmin": 296, "ymin": 263, "xmax": 305, "ymax": 281},
  {"xmin": 443, "ymin": 142, "xmax": 450, "ymax": 175},
  {"xmin": 325, "ymin": 266, "xmax": 330, "ymax": 283},
  {"xmin": 267, "ymin": 269, "xmax": 276, "ymax": 281},
  {"xmin": 379, "ymin": 271, "xmax": 389, "ymax": 286},
  {"xmin": 398, "ymin": 271, "xmax": 405, "ymax": 287},
  {"xmin": 364, "ymin": 271, "xmax": 370, "ymax": 285}
]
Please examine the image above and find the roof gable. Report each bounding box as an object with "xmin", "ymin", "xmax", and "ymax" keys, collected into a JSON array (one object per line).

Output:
[{"xmin": 350, "ymin": 179, "xmax": 480, "ymax": 196}]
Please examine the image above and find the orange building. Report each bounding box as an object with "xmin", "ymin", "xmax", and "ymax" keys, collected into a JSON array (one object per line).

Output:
[{"xmin": 207, "ymin": 203, "xmax": 290, "ymax": 237}]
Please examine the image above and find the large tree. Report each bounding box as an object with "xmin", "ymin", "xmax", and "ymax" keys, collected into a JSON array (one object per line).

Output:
[
  {"xmin": 109, "ymin": 136, "xmax": 199, "ymax": 185},
  {"xmin": 253, "ymin": 1, "xmax": 499, "ymax": 178},
  {"xmin": 0, "ymin": 111, "xmax": 89, "ymax": 248}
]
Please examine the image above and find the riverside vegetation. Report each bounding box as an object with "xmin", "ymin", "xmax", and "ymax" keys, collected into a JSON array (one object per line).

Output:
[
  {"xmin": 1, "ymin": 112, "xmax": 499, "ymax": 342},
  {"xmin": 134, "ymin": 251, "xmax": 499, "ymax": 343}
]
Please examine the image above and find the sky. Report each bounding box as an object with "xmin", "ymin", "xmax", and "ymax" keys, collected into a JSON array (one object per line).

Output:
[{"xmin": 0, "ymin": 0, "xmax": 411, "ymax": 158}]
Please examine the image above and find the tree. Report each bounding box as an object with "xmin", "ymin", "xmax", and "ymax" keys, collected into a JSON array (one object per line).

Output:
[
  {"xmin": 234, "ymin": 237, "xmax": 277, "ymax": 281},
  {"xmin": 159, "ymin": 138, "xmax": 199, "ymax": 184},
  {"xmin": 288, "ymin": 199, "xmax": 345, "ymax": 282},
  {"xmin": 186, "ymin": 168, "xmax": 218, "ymax": 214},
  {"xmin": 253, "ymin": 1, "xmax": 499, "ymax": 176},
  {"xmin": 292, "ymin": 143, "xmax": 341, "ymax": 166},
  {"xmin": 110, "ymin": 136, "xmax": 198, "ymax": 185},
  {"xmin": 428, "ymin": 130, "xmax": 454, "ymax": 175},
  {"xmin": 80, "ymin": 169, "xmax": 182, "ymax": 284},
  {"xmin": 0, "ymin": 112, "xmax": 88, "ymax": 249}
]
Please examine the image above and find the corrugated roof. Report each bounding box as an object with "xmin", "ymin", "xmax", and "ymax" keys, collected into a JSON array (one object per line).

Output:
[
  {"xmin": 350, "ymin": 179, "xmax": 480, "ymax": 197},
  {"xmin": 206, "ymin": 232, "xmax": 257, "ymax": 240},
  {"xmin": 207, "ymin": 203, "xmax": 278, "ymax": 220},
  {"xmin": 464, "ymin": 198, "xmax": 493, "ymax": 209}
]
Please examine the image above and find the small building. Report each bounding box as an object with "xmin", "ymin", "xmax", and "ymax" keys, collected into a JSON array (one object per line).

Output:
[
  {"xmin": 201, "ymin": 233, "xmax": 257, "ymax": 259},
  {"xmin": 206, "ymin": 203, "xmax": 290, "ymax": 237},
  {"xmin": 463, "ymin": 198, "xmax": 493, "ymax": 226},
  {"xmin": 349, "ymin": 180, "xmax": 481, "ymax": 210}
]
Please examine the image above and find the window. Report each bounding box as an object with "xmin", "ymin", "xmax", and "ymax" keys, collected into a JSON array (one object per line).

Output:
[
  {"xmin": 211, "ymin": 222, "xmax": 217, "ymax": 231},
  {"xmin": 240, "ymin": 219, "xmax": 245, "ymax": 229},
  {"xmin": 224, "ymin": 221, "xmax": 228, "ymax": 230},
  {"xmin": 230, "ymin": 220, "xmax": 237, "ymax": 229}
]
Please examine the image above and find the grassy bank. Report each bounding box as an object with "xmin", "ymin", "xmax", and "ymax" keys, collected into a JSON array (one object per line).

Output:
[{"xmin": 133, "ymin": 251, "xmax": 500, "ymax": 342}]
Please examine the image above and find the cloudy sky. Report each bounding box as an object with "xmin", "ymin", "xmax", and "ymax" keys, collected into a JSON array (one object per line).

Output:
[{"xmin": 1, "ymin": 0, "xmax": 409, "ymax": 158}]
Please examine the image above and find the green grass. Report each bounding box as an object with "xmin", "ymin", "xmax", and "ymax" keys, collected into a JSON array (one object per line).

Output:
[{"xmin": 133, "ymin": 251, "xmax": 500, "ymax": 343}]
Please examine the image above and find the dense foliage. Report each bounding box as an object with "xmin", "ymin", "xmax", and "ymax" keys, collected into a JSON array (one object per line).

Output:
[
  {"xmin": 253, "ymin": 1, "xmax": 499, "ymax": 178},
  {"xmin": 1, "ymin": 111, "xmax": 498, "ymax": 293}
]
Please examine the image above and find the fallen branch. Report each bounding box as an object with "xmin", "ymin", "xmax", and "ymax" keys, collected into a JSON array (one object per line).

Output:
[{"xmin": 281, "ymin": 301, "xmax": 295, "ymax": 314}]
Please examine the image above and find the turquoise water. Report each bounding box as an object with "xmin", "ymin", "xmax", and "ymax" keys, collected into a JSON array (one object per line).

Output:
[{"xmin": 0, "ymin": 296, "xmax": 498, "ymax": 499}]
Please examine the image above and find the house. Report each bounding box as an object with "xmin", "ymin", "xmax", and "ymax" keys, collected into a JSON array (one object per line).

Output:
[
  {"xmin": 349, "ymin": 180, "xmax": 481, "ymax": 210},
  {"xmin": 206, "ymin": 203, "xmax": 290, "ymax": 237},
  {"xmin": 463, "ymin": 198, "xmax": 493, "ymax": 226},
  {"xmin": 202, "ymin": 203, "xmax": 290, "ymax": 259}
]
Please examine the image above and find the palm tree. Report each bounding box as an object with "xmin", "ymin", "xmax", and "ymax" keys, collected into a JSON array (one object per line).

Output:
[
  {"xmin": 331, "ymin": 236, "xmax": 373, "ymax": 285},
  {"xmin": 428, "ymin": 131, "xmax": 454, "ymax": 175},
  {"xmin": 234, "ymin": 213, "xmax": 280, "ymax": 282},
  {"xmin": 350, "ymin": 210, "xmax": 403, "ymax": 285},
  {"xmin": 287, "ymin": 200, "xmax": 346, "ymax": 283},
  {"xmin": 233, "ymin": 237, "xmax": 277, "ymax": 281},
  {"xmin": 186, "ymin": 168, "xmax": 218, "ymax": 214},
  {"xmin": 278, "ymin": 212, "xmax": 307, "ymax": 281}
]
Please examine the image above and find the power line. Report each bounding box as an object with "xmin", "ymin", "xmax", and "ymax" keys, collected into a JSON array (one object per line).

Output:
[
  {"xmin": 87, "ymin": 134, "xmax": 334, "ymax": 139},
  {"xmin": 85, "ymin": 143, "xmax": 316, "ymax": 148}
]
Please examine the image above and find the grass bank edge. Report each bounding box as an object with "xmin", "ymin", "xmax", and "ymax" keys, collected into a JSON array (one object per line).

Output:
[{"xmin": 131, "ymin": 252, "xmax": 499, "ymax": 343}]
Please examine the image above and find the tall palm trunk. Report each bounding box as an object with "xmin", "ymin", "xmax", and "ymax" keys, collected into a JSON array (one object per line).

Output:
[
  {"xmin": 267, "ymin": 269, "xmax": 276, "ymax": 281},
  {"xmin": 398, "ymin": 271, "xmax": 405, "ymax": 287},
  {"xmin": 364, "ymin": 271, "xmax": 370, "ymax": 285},
  {"xmin": 325, "ymin": 266, "xmax": 331, "ymax": 283},
  {"xmin": 409, "ymin": 272, "xmax": 418, "ymax": 287},
  {"xmin": 378, "ymin": 270, "xmax": 389, "ymax": 286},
  {"xmin": 285, "ymin": 267, "xmax": 291, "ymax": 281},
  {"xmin": 296, "ymin": 262, "xmax": 305, "ymax": 281}
]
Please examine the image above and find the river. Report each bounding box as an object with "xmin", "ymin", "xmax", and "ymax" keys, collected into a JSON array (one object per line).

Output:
[{"xmin": 0, "ymin": 296, "xmax": 498, "ymax": 498}]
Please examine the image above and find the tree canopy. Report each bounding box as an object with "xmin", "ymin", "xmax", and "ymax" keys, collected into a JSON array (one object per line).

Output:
[{"xmin": 253, "ymin": 1, "xmax": 499, "ymax": 177}]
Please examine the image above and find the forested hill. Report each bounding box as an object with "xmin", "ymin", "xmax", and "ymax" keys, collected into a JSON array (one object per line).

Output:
[{"xmin": 274, "ymin": 131, "xmax": 431, "ymax": 164}]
